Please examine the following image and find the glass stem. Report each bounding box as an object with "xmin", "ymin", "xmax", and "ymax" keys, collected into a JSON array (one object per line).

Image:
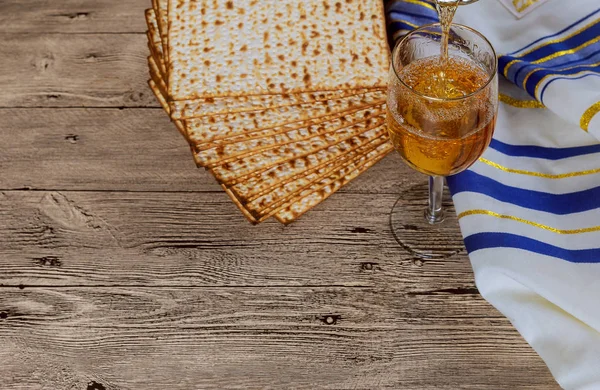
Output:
[{"xmin": 425, "ymin": 175, "xmax": 445, "ymax": 224}]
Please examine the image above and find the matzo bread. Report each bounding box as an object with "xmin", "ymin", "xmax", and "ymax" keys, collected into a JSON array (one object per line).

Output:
[
  {"xmin": 148, "ymin": 56, "xmax": 168, "ymax": 99},
  {"xmin": 152, "ymin": 77, "xmax": 392, "ymax": 225},
  {"xmin": 150, "ymin": 75, "xmax": 392, "ymax": 225},
  {"xmin": 145, "ymin": 9, "xmax": 167, "ymax": 77},
  {"xmin": 146, "ymin": 49, "xmax": 386, "ymax": 152},
  {"xmin": 225, "ymin": 125, "xmax": 389, "ymax": 203},
  {"xmin": 147, "ymin": 55, "xmax": 387, "ymax": 181},
  {"xmin": 211, "ymin": 122, "xmax": 387, "ymax": 185},
  {"xmin": 274, "ymin": 141, "xmax": 392, "ymax": 224},
  {"xmin": 222, "ymin": 139, "xmax": 391, "ymax": 225},
  {"xmin": 193, "ymin": 104, "xmax": 383, "ymax": 150},
  {"xmin": 169, "ymin": 87, "xmax": 383, "ymax": 120},
  {"xmin": 194, "ymin": 107, "xmax": 384, "ymax": 167},
  {"xmin": 154, "ymin": 0, "xmax": 169, "ymax": 64},
  {"xmin": 146, "ymin": 7, "xmax": 385, "ymax": 120},
  {"xmin": 244, "ymin": 137, "xmax": 388, "ymax": 221},
  {"xmin": 148, "ymin": 80, "xmax": 188, "ymax": 141},
  {"xmin": 201, "ymin": 115, "xmax": 383, "ymax": 172},
  {"xmin": 167, "ymin": 0, "xmax": 389, "ymax": 100},
  {"xmin": 243, "ymin": 134, "xmax": 386, "ymax": 205},
  {"xmin": 183, "ymin": 91, "xmax": 386, "ymax": 144},
  {"xmin": 145, "ymin": 0, "xmax": 392, "ymax": 224}
]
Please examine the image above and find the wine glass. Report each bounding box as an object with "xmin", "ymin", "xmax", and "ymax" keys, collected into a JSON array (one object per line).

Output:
[{"xmin": 386, "ymin": 23, "xmax": 498, "ymax": 259}]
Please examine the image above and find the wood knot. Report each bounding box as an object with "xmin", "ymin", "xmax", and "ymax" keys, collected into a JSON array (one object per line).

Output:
[
  {"xmin": 87, "ymin": 381, "xmax": 106, "ymax": 390},
  {"xmin": 349, "ymin": 227, "xmax": 371, "ymax": 234},
  {"xmin": 320, "ymin": 314, "xmax": 341, "ymax": 325},
  {"xmin": 84, "ymin": 53, "xmax": 99, "ymax": 62},
  {"xmin": 67, "ymin": 12, "xmax": 89, "ymax": 20},
  {"xmin": 31, "ymin": 53, "xmax": 55, "ymax": 72},
  {"xmin": 33, "ymin": 256, "xmax": 63, "ymax": 267},
  {"xmin": 129, "ymin": 91, "xmax": 145, "ymax": 102},
  {"xmin": 360, "ymin": 262, "xmax": 377, "ymax": 271},
  {"xmin": 0, "ymin": 312, "xmax": 8, "ymax": 319},
  {"xmin": 65, "ymin": 134, "xmax": 79, "ymax": 143}
]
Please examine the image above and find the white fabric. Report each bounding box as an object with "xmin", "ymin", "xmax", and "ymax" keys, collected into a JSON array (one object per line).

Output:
[
  {"xmin": 454, "ymin": 2, "xmax": 600, "ymax": 388},
  {"xmin": 387, "ymin": 1, "xmax": 600, "ymax": 388}
]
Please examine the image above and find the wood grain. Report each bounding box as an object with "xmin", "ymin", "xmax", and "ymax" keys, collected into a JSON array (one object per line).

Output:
[
  {"xmin": 0, "ymin": 0, "xmax": 146, "ymax": 33},
  {"xmin": 0, "ymin": 190, "xmax": 468, "ymax": 288},
  {"xmin": 0, "ymin": 108, "xmax": 201, "ymax": 192},
  {"xmin": 0, "ymin": 34, "xmax": 155, "ymax": 108},
  {"xmin": 0, "ymin": 287, "xmax": 559, "ymax": 390}
]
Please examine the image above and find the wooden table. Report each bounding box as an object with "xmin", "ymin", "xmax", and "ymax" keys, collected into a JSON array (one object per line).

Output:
[{"xmin": 0, "ymin": 1, "xmax": 559, "ymax": 389}]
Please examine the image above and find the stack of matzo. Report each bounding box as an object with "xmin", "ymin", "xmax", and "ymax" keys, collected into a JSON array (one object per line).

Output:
[{"xmin": 145, "ymin": 0, "xmax": 392, "ymax": 224}]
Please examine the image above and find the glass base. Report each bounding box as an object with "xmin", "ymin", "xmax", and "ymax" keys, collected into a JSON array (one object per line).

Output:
[{"xmin": 390, "ymin": 182, "xmax": 465, "ymax": 259}]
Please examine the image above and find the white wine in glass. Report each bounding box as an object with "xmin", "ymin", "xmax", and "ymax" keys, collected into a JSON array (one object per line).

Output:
[{"xmin": 387, "ymin": 23, "xmax": 498, "ymax": 258}]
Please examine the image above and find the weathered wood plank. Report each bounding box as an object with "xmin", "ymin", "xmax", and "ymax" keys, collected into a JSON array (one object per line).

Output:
[
  {"xmin": 0, "ymin": 0, "xmax": 147, "ymax": 34},
  {"xmin": 0, "ymin": 34, "xmax": 155, "ymax": 107},
  {"xmin": 0, "ymin": 108, "xmax": 203, "ymax": 192},
  {"xmin": 0, "ymin": 108, "xmax": 422, "ymax": 193},
  {"xmin": 0, "ymin": 191, "xmax": 466, "ymax": 288},
  {"xmin": 0, "ymin": 287, "xmax": 558, "ymax": 389}
]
